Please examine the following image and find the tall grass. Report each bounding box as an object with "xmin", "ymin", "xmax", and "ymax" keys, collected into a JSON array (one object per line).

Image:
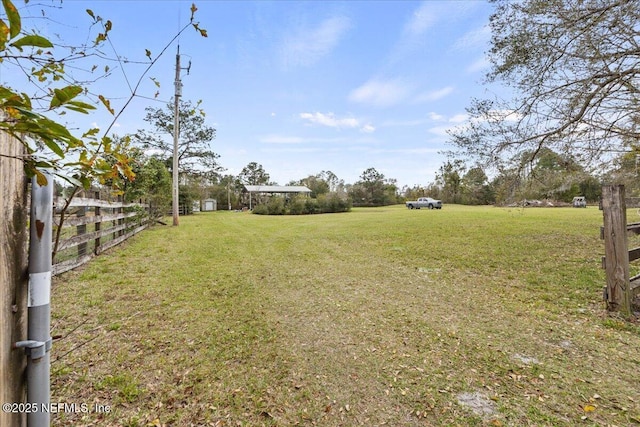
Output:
[{"xmin": 51, "ymin": 205, "xmax": 640, "ymax": 426}]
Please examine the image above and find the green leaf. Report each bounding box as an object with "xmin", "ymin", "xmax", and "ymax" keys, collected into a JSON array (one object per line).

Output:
[
  {"xmin": 63, "ymin": 105, "xmax": 90, "ymax": 114},
  {"xmin": 82, "ymin": 127, "xmax": 100, "ymax": 138},
  {"xmin": 50, "ymin": 85, "xmax": 83, "ymax": 109},
  {"xmin": 0, "ymin": 87, "xmax": 23, "ymax": 104},
  {"xmin": 192, "ymin": 23, "xmax": 207, "ymax": 38},
  {"xmin": 2, "ymin": 0, "xmax": 20, "ymax": 39},
  {"xmin": 0, "ymin": 19, "xmax": 9, "ymax": 49},
  {"xmin": 10, "ymin": 34, "xmax": 53, "ymax": 50},
  {"xmin": 102, "ymin": 136, "xmax": 112, "ymax": 153},
  {"xmin": 42, "ymin": 119, "xmax": 75, "ymax": 140},
  {"xmin": 57, "ymin": 174, "xmax": 83, "ymax": 188},
  {"xmin": 98, "ymin": 95, "xmax": 114, "ymax": 115},
  {"xmin": 39, "ymin": 136, "xmax": 65, "ymax": 158},
  {"xmin": 86, "ymin": 9, "xmax": 95, "ymax": 20},
  {"xmin": 8, "ymin": 105, "xmax": 40, "ymax": 120},
  {"xmin": 64, "ymin": 100, "xmax": 96, "ymax": 114},
  {"xmin": 95, "ymin": 32, "xmax": 106, "ymax": 45}
]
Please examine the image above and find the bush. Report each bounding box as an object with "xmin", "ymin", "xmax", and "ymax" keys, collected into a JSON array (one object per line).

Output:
[
  {"xmin": 252, "ymin": 204, "xmax": 269, "ymax": 215},
  {"xmin": 252, "ymin": 192, "xmax": 351, "ymax": 215},
  {"xmin": 288, "ymin": 196, "xmax": 306, "ymax": 215},
  {"xmin": 267, "ymin": 197, "xmax": 286, "ymax": 215},
  {"xmin": 304, "ymin": 198, "xmax": 319, "ymax": 214},
  {"xmin": 318, "ymin": 193, "xmax": 351, "ymax": 213}
]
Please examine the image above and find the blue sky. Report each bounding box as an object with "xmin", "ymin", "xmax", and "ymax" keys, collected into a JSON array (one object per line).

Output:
[{"xmin": 12, "ymin": 0, "xmax": 497, "ymax": 188}]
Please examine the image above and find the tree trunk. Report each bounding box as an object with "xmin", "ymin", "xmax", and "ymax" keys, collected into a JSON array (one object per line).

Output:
[{"xmin": 0, "ymin": 131, "xmax": 28, "ymax": 426}]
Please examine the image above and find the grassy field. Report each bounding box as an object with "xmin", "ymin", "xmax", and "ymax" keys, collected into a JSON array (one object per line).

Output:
[{"xmin": 51, "ymin": 205, "xmax": 640, "ymax": 426}]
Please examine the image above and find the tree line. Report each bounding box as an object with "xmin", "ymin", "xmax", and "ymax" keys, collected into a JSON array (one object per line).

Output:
[{"xmin": 122, "ymin": 95, "xmax": 637, "ymax": 211}]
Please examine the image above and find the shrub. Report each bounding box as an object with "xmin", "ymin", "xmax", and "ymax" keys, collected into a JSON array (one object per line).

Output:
[
  {"xmin": 252, "ymin": 204, "xmax": 269, "ymax": 215},
  {"xmin": 253, "ymin": 193, "xmax": 350, "ymax": 215},
  {"xmin": 316, "ymin": 193, "xmax": 351, "ymax": 213},
  {"xmin": 267, "ymin": 197, "xmax": 285, "ymax": 215},
  {"xmin": 304, "ymin": 198, "xmax": 319, "ymax": 214},
  {"xmin": 288, "ymin": 196, "xmax": 306, "ymax": 215}
]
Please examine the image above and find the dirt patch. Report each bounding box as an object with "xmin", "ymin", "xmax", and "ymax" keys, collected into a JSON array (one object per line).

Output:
[
  {"xmin": 511, "ymin": 353, "xmax": 540, "ymax": 365},
  {"xmin": 457, "ymin": 391, "xmax": 496, "ymax": 418}
]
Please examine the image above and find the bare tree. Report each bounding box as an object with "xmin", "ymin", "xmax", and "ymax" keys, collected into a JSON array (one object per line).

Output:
[{"xmin": 449, "ymin": 0, "xmax": 640, "ymax": 170}]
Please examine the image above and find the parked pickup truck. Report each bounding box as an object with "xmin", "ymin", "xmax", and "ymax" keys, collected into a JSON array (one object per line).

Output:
[{"xmin": 406, "ymin": 197, "xmax": 442, "ymax": 210}]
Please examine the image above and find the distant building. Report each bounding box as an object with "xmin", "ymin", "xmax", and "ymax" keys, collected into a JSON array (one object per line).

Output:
[
  {"xmin": 242, "ymin": 185, "xmax": 312, "ymax": 209},
  {"xmin": 202, "ymin": 198, "xmax": 217, "ymax": 211}
]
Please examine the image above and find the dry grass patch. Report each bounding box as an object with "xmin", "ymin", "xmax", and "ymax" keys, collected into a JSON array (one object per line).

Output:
[{"xmin": 51, "ymin": 205, "xmax": 640, "ymax": 426}]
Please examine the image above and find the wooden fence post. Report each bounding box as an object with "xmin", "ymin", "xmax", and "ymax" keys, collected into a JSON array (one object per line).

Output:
[
  {"xmin": 117, "ymin": 194, "xmax": 123, "ymax": 237},
  {"xmin": 77, "ymin": 203, "xmax": 87, "ymax": 258},
  {"xmin": 601, "ymin": 185, "xmax": 632, "ymax": 316},
  {"xmin": 94, "ymin": 190, "xmax": 101, "ymax": 255},
  {"xmin": 0, "ymin": 132, "xmax": 28, "ymax": 427}
]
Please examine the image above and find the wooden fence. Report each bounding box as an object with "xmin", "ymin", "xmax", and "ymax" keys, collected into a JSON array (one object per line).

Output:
[
  {"xmin": 600, "ymin": 185, "xmax": 640, "ymax": 317},
  {"xmin": 52, "ymin": 192, "xmax": 149, "ymax": 276},
  {"xmin": 0, "ymin": 130, "xmax": 28, "ymax": 427}
]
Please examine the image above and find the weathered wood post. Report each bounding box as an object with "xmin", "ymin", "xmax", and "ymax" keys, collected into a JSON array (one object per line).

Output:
[
  {"xmin": 94, "ymin": 190, "xmax": 101, "ymax": 255},
  {"xmin": 117, "ymin": 195, "xmax": 124, "ymax": 236},
  {"xmin": 77, "ymin": 201, "xmax": 87, "ymax": 258},
  {"xmin": 601, "ymin": 185, "xmax": 632, "ymax": 316},
  {"xmin": 0, "ymin": 131, "xmax": 28, "ymax": 427}
]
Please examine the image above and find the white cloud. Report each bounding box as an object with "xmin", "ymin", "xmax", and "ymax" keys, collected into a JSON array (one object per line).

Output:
[
  {"xmin": 454, "ymin": 25, "xmax": 491, "ymax": 51},
  {"xmin": 404, "ymin": 2, "xmax": 436, "ymax": 36},
  {"xmin": 415, "ymin": 86, "xmax": 454, "ymax": 103},
  {"xmin": 428, "ymin": 112, "xmax": 445, "ymax": 121},
  {"xmin": 485, "ymin": 109, "xmax": 522, "ymax": 123},
  {"xmin": 381, "ymin": 118, "xmax": 428, "ymax": 127},
  {"xmin": 467, "ymin": 56, "xmax": 491, "ymax": 73},
  {"xmin": 260, "ymin": 134, "xmax": 379, "ymax": 145},
  {"xmin": 300, "ymin": 112, "xmax": 359, "ymax": 128},
  {"xmin": 281, "ymin": 16, "xmax": 351, "ymax": 67},
  {"xmin": 262, "ymin": 147, "xmax": 323, "ymax": 154},
  {"xmin": 299, "ymin": 112, "xmax": 375, "ymax": 134},
  {"xmin": 90, "ymin": 122, "xmax": 120, "ymax": 130},
  {"xmin": 261, "ymin": 135, "xmax": 305, "ymax": 144},
  {"xmin": 360, "ymin": 124, "xmax": 376, "ymax": 133},
  {"xmin": 425, "ymin": 113, "xmax": 471, "ymax": 137},
  {"xmin": 426, "ymin": 110, "xmax": 520, "ymax": 140},
  {"xmin": 349, "ymin": 78, "xmax": 412, "ymax": 108},
  {"xmin": 372, "ymin": 147, "xmax": 440, "ymax": 154},
  {"xmin": 427, "ymin": 126, "xmax": 451, "ymax": 137}
]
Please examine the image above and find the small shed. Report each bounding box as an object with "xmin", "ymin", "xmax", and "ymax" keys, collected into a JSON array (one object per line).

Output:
[
  {"xmin": 243, "ymin": 185, "xmax": 312, "ymax": 210},
  {"xmin": 202, "ymin": 198, "xmax": 217, "ymax": 211}
]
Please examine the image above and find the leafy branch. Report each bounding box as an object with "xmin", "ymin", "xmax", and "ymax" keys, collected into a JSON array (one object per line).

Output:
[{"xmin": 0, "ymin": 0, "xmax": 207, "ymax": 260}]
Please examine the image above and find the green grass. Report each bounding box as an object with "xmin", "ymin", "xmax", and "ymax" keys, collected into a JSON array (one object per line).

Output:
[{"xmin": 50, "ymin": 205, "xmax": 640, "ymax": 426}]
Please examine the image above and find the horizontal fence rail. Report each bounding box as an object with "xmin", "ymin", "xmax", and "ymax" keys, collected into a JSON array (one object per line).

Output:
[{"xmin": 52, "ymin": 193, "xmax": 149, "ymax": 276}]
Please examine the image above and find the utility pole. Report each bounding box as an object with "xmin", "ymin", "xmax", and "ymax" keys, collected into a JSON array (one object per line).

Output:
[
  {"xmin": 171, "ymin": 46, "xmax": 192, "ymax": 226},
  {"xmin": 172, "ymin": 46, "xmax": 182, "ymax": 226}
]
